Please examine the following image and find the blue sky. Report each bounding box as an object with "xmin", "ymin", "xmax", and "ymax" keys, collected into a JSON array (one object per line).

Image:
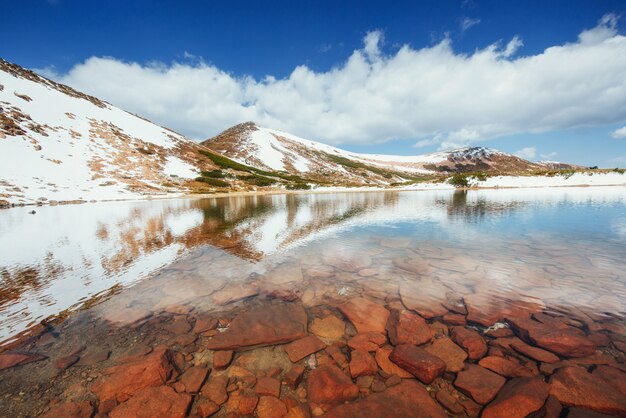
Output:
[{"xmin": 2, "ymin": 0, "xmax": 626, "ymax": 166}]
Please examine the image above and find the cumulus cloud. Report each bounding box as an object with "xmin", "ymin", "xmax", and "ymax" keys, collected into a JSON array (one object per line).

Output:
[
  {"xmin": 611, "ymin": 125, "xmax": 626, "ymax": 139},
  {"xmin": 42, "ymin": 14, "xmax": 626, "ymax": 148},
  {"xmin": 460, "ymin": 17, "xmax": 481, "ymax": 32},
  {"xmin": 514, "ymin": 147, "xmax": 537, "ymax": 160}
]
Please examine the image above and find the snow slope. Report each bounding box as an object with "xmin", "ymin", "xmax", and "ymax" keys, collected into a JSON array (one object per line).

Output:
[
  {"xmin": 0, "ymin": 60, "xmax": 208, "ymax": 205},
  {"xmin": 203, "ymin": 122, "xmax": 566, "ymax": 185}
]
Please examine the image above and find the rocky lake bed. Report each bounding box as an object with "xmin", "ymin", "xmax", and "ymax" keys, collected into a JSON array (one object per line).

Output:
[{"xmin": 0, "ymin": 189, "xmax": 625, "ymax": 417}]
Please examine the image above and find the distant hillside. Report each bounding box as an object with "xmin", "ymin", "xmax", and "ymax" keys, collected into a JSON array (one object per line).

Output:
[{"xmin": 203, "ymin": 122, "xmax": 577, "ymax": 185}]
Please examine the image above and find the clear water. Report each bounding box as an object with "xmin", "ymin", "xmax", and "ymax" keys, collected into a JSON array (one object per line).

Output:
[{"xmin": 1, "ymin": 187, "xmax": 625, "ymax": 346}]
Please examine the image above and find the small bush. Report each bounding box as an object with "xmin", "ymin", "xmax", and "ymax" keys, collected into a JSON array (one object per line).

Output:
[
  {"xmin": 449, "ymin": 174, "xmax": 469, "ymax": 188},
  {"xmin": 237, "ymin": 174, "xmax": 276, "ymax": 186},
  {"xmin": 195, "ymin": 177, "xmax": 229, "ymax": 187},
  {"xmin": 200, "ymin": 170, "xmax": 226, "ymax": 178},
  {"xmin": 286, "ymin": 182, "xmax": 311, "ymax": 190},
  {"xmin": 613, "ymin": 168, "xmax": 625, "ymax": 174}
]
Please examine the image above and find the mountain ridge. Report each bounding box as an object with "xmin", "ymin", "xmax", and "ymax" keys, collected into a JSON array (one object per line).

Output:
[{"xmin": 202, "ymin": 121, "xmax": 578, "ymax": 184}]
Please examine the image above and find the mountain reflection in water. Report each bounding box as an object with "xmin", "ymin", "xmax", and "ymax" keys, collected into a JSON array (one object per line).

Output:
[{"xmin": 1, "ymin": 187, "xmax": 625, "ymax": 346}]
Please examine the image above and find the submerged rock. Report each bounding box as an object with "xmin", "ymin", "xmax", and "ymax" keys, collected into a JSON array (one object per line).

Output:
[
  {"xmin": 454, "ymin": 364, "xmax": 506, "ymax": 405},
  {"xmin": 549, "ymin": 366, "xmax": 626, "ymax": 415},
  {"xmin": 324, "ymin": 380, "xmax": 447, "ymax": 418},
  {"xmin": 508, "ymin": 316, "xmax": 596, "ymax": 358},
  {"xmin": 91, "ymin": 347, "xmax": 175, "ymax": 403},
  {"xmin": 424, "ymin": 336, "xmax": 467, "ymax": 373},
  {"xmin": 481, "ymin": 377, "xmax": 549, "ymax": 418},
  {"xmin": 206, "ymin": 303, "xmax": 307, "ymax": 350},
  {"xmin": 389, "ymin": 344, "xmax": 446, "ymax": 384},
  {"xmin": 307, "ymin": 364, "xmax": 358, "ymax": 408},
  {"xmin": 284, "ymin": 335, "xmax": 326, "ymax": 362},
  {"xmin": 0, "ymin": 352, "xmax": 46, "ymax": 370},
  {"xmin": 386, "ymin": 309, "xmax": 433, "ymax": 346},
  {"xmin": 450, "ymin": 326, "xmax": 487, "ymax": 360},
  {"xmin": 338, "ymin": 297, "xmax": 389, "ymax": 334},
  {"xmin": 109, "ymin": 386, "xmax": 191, "ymax": 418}
]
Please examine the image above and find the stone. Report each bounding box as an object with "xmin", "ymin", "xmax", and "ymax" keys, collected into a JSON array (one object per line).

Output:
[
  {"xmin": 324, "ymin": 380, "xmax": 447, "ymax": 418},
  {"xmin": 206, "ymin": 304, "xmax": 307, "ymax": 350},
  {"xmin": 109, "ymin": 386, "xmax": 191, "ymax": 418},
  {"xmin": 371, "ymin": 380, "xmax": 386, "ymax": 392},
  {"xmin": 266, "ymin": 263, "xmax": 303, "ymax": 285},
  {"xmin": 443, "ymin": 312, "xmax": 466, "ymax": 325},
  {"xmin": 338, "ymin": 297, "xmax": 389, "ymax": 334},
  {"xmin": 389, "ymin": 344, "xmax": 446, "ymax": 384},
  {"xmin": 283, "ymin": 365, "xmax": 306, "ymax": 388},
  {"xmin": 592, "ymin": 365, "xmax": 626, "ymax": 396},
  {"xmin": 180, "ymin": 366, "xmax": 209, "ymax": 393},
  {"xmin": 284, "ymin": 336, "xmax": 326, "ymax": 362},
  {"xmin": 400, "ymin": 282, "xmax": 449, "ymax": 319},
  {"xmin": 201, "ymin": 374, "xmax": 229, "ymax": 406},
  {"xmin": 436, "ymin": 390, "xmax": 464, "ymax": 415},
  {"xmin": 255, "ymin": 376, "xmax": 281, "ymax": 398},
  {"xmin": 478, "ymin": 356, "xmax": 535, "ymax": 377},
  {"xmin": 307, "ymin": 364, "xmax": 358, "ymax": 408},
  {"xmin": 91, "ymin": 348, "xmax": 175, "ymax": 402},
  {"xmin": 257, "ymin": 396, "xmax": 288, "ymax": 418},
  {"xmin": 566, "ymin": 408, "xmax": 617, "ymax": 418},
  {"xmin": 0, "ymin": 352, "xmax": 46, "ymax": 370},
  {"xmin": 310, "ymin": 315, "xmax": 345, "ymax": 341},
  {"xmin": 424, "ymin": 336, "xmax": 467, "ymax": 373},
  {"xmin": 347, "ymin": 332, "xmax": 387, "ymax": 352},
  {"xmin": 349, "ymin": 349, "xmax": 378, "ymax": 378},
  {"xmin": 549, "ymin": 366, "xmax": 626, "ymax": 415},
  {"xmin": 162, "ymin": 316, "xmax": 192, "ymax": 335},
  {"xmin": 482, "ymin": 377, "xmax": 550, "ymax": 418},
  {"xmin": 451, "ymin": 326, "xmax": 487, "ymax": 360},
  {"xmin": 55, "ymin": 354, "xmax": 79, "ymax": 370},
  {"xmin": 356, "ymin": 375, "xmax": 374, "ymax": 389},
  {"xmin": 226, "ymin": 389, "xmax": 259, "ymax": 415},
  {"xmin": 196, "ymin": 399, "xmax": 219, "ymax": 418},
  {"xmin": 374, "ymin": 346, "xmax": 413, "ymax": 378},
  {"xmin": 464, "ymin": 293, "xmax": 543, "ymax": 327},
  {"xmin": 540, "ymin": 395, "xmax": 563, "ymax": 418},
  {"xmin": 493, "ymin": 336, "xmax": 560, "ymax": 363},
  {"xmin": 75, "ymin": 349, "xmax": 110, "ymax": 366},
  {"xmin": 325, "ymin": 345, "xmax": 348, "ymax": 367},
  {"xmin": 211, "ymin": 284, "xmax": 259, "ymax": 305},
  {"xmin": 385, "ymin": 374, "xmax": 402, "ymax": 387},
  {"xmin": 508, "ymin": 317, "xmax": 596, "ymax": 358},
  {"xmin": 386, "ymin": 310, "xmax": 433, "ymax": 346},
  {"xmin": 193, "ymin": 316, "xmax": 218, "ymax": 334},
  {"xmin": 41, "ymin": 400, "xmax": 94, "ymax": 418},
  {"xmin": 212, "ymin": 350, "xmax": 233, "ymax": 370},
  {"xmin": 454, "ymin": 365, "xmax": 506, "ymax": 405}
]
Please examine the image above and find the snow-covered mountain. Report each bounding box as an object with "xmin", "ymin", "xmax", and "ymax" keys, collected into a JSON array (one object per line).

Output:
[
  {"xmin": 203, "ymin": 122, "xmax": 567, "ymax": 184},
  {"xmin": 1, "ymin": 59, "xmax": 585, "ymax": 207},
  {"xmin": 0, "ymin": 59, "xmax": 224, "ymax": 205}
]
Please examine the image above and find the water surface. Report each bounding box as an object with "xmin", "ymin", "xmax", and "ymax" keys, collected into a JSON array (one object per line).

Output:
[{"xmin": 1, "ymin": 188, "xmax": 624, "ymax": 346}]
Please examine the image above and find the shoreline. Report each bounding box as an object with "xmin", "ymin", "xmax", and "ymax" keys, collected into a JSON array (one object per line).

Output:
[{"xmin": 2, "ymin": 175, "xmax": 625, "ymax": 210}]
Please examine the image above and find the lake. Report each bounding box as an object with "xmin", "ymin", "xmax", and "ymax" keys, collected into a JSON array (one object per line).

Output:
[{"xmin": 1, "ymin": 188, "xmax": 625, "ymax": 416}]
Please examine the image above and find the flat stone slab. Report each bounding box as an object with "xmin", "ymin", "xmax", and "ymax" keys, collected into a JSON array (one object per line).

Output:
[
  {"xmin": 206, "ymin": 303, "xmax": 307, "ymax": 350},
  {"xmin": 324, "ymin": 380, "xmax": 447, "ymax": 418}
]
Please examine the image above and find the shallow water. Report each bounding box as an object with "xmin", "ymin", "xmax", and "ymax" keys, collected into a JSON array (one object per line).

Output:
[
  {"xmin": 1, "ymin": 188, "xmax": 625, "ymax": 416},
  {"xmin": 2, "ymin": 188, "xmax": 625, "ymax": 346}
]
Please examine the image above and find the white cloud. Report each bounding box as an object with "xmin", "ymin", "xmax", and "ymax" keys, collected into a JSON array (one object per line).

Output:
[
  {"xmin": 514, "ymin": 147, "xmax": 537, "ymax": 160},
  {"xmin": 611, "ymin": 125, "xmax": 626, "ymax": 139},
  {"xmin": 42, "ymin": 14, "xmax": 626, "ymax": 148},
  {"xmin": 460, "ymin": 17, "xmax": 481, "ymax": 32}
]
